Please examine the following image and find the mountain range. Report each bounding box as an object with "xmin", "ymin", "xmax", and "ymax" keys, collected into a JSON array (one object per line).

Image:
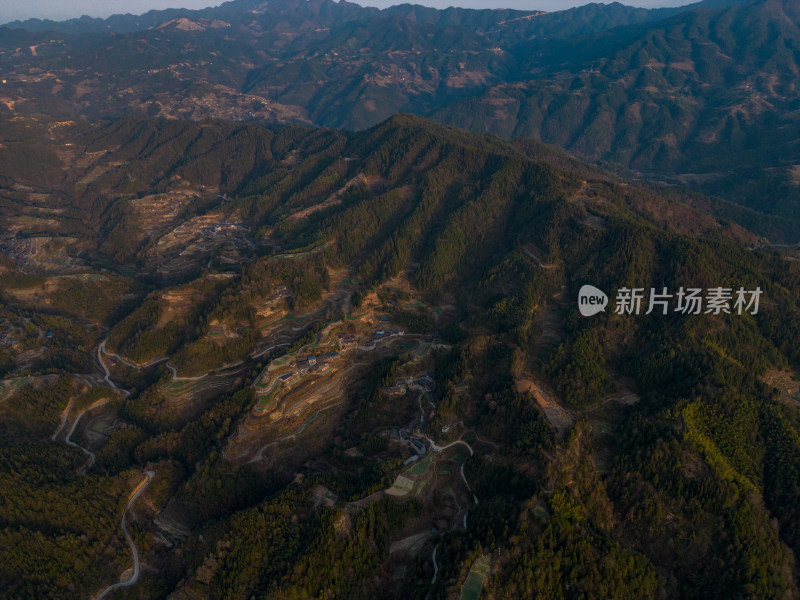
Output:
[
  {"xmin": 2, "ymin": 2, "xmax": 800, "ymax": 599},
  {"xmin": 2, "ymin": 110, "xmax": 800, "ymax": 600},
  {"xmin": 2, "ymin": 0, "xmax": 799, "ymax": 239}
]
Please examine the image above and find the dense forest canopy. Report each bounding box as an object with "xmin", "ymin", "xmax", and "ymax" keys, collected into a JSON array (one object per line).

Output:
[
  {"xmin": 0, "ymin": 112, "xmax": 798, "ymax": 599},
  {"xmin": 1, "ymin": 0, "xmax": 800, "ymax": 594}
]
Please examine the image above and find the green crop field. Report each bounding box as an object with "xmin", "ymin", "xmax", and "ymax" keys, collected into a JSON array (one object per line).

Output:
[
  {"xmin": 460, "ymin": 555, "xmax": 491, "ymax": 600},
  {"xmin": 409, "ymin": 455, "xmax": 431, "ymax": 475}
]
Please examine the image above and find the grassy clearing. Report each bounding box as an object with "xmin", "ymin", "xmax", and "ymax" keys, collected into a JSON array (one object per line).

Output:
[
  {"xmin": 460, "ymin": 555, "xmax": 491, "ymax": 600},
  {"xmin": 409, "ymin": 454, "xmax": 432, "ymax": 476}
]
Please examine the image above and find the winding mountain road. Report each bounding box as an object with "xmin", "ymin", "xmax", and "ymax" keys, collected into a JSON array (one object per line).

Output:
[
  {"xmin": 100, "ymin": 344, "xmax": 168, "ymax": 369},
  {"xmin": 57, "ymin": 339, "xmax": 156, "ymax": 599},
  {"xmin": 420, "ymin": 436, "xmax": 479, "ymax": 527},
  {"xmin": 165, "ymin": 362, "xmax": 208, "ymax": 381},
  {"xmin": 64, "ymin": 398, "xmax": 111, "ymax": 474},
  {"xmin": 251, "ymin": 342, "xmax": 292, "ymax": 359},
  {"xmin": 421, "ymin": 435, "xmax": 483, "ymax": 598},
  {"xmin": 424, "ymin": 543, "xmax": 440, "ymax": 600},
  {"xmin": 94, "ymin": 470, "xmax": 155, "ymax": 600},
  {"xmin": 97, "ymin": 340, "xmax": 130, "ymax": 397},
  {"xmin": 51, "ymin": 398, "xmax": 74, "ymax": 441}
]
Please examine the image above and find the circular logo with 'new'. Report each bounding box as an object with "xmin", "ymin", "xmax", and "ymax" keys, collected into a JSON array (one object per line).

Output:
[{"xmin": 578, "ymin": 285, "xmax": 608, "ymax": 316}]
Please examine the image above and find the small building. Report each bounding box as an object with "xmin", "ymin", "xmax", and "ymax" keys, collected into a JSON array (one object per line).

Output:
[
  {"xmin": 412, "ymin": 376, "xmax": 435, "ymax": 393},
  {"xmin": 338, "ymin": 333, "xmax": 357, "ymax": 347}
]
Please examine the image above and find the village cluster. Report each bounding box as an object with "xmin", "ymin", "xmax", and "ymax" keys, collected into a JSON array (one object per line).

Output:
[
  {"xmin": 0, "ymin": 239, "xmax": 36, "ymax": 266},
  {"xmin": 265, "ymin": 321, "xmax": 407, "ymax": 389},
  {"xmin": 172, "ymin": 218, "xmax": 254, "ymax": 256},
  {"xmin": 386, "ymin": 372, "xmax": 435, "ymax": 396}
]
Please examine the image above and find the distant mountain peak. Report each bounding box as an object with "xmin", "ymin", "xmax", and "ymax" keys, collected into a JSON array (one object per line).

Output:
[
  {"xmin": 153, "ymin": 16, "xmax": 231, "ymax": 32},
  {"xmin": 155, "ymin": 17, "xmax": 206, "ymax": 32}
]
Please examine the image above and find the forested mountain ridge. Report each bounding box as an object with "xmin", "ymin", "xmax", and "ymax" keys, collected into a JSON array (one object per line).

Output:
[
  {"xmin": 2, "ymin": 0, "xmax": 800, "ymax": 596},
  {"xmin": 1, "ymin": 0, "xmax": 798, "ymax": 236},
  {"xmin": 437, "ymin": 0, "xmax": 800, "ymax": 227},
  {"xmin": 3, "ymin": 0, "xmax": 710, "ymax": 37},
  {"xmin": 1, "ymin": 113, "xmax": 800, "ymax": 598},
  {"xmin": 0, "ymin": 113, "xmax": 764, "ymax": 272}
]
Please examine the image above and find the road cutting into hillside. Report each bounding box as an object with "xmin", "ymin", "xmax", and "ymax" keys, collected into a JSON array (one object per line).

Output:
[
  {"xmin": 64, "ymin": 398, "xmax": 111, "ymax": 474},
  {"xmin": 94, "ymin": 470, "xmax": 155, "ymax": 600}
]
